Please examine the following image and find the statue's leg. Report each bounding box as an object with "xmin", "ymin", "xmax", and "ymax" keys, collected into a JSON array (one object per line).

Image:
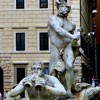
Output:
[
  {"xmin": 49, "ymin": 44, "xmax": 60, "ymax": 75},
  {"xmin": 63, "ymin": 43, "xmax": 75, "ymax": 98},
  {"xmin": 6, "ymin": 84, "xmax": 24, "ymax": 100}
]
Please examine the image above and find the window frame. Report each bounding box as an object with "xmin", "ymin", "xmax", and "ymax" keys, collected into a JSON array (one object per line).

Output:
[
  {"xmin": 39, "ymin": 0, "xmax": 48, "ymax": 9},
  {"xmin": 14, "ymin": 32, "xmax": 27, "ymax": 52},
  {"xmin": 15, "ymin": 0, "xmax": 25, "ymax": 9},
  {"xmin": 37, "ymin": 32, "xmax": 50, "ymax": 52}
]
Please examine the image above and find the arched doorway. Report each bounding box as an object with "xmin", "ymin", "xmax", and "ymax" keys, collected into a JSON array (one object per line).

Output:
[{"xmin": 0, "ymin": 67, "xmax": 3, "ymax": 97}]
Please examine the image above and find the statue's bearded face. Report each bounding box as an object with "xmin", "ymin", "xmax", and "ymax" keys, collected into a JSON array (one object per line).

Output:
[
  {"xmin": 32, "ymin": 62, "xmax": 43, "ymax": 77},
  {"xmin": 58, "ymin": 4, "xmax": 70, "ymax": 17}
]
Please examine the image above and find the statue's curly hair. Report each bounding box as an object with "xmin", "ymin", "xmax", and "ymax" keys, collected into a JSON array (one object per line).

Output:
[{"xmin": 55, "ymin": 0, "xmax": 71, "ymax": 13}]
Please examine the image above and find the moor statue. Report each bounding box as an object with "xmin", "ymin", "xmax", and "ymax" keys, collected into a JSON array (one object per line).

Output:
[{"xmin": 6, "ymin": 62, "xmax": 67, "ymax": 100}]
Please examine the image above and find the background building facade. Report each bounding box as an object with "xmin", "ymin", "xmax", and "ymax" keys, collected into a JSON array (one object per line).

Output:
[
  {"xmin": 0, "ymin": 0, "xmax": 81, "ymax": 99},
  {"xmin": 80, "ymin": 0, "xmax": 100, "ymax": 86}
]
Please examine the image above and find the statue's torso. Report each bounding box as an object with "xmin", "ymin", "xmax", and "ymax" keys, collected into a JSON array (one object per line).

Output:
[{"xmin": 48, "ymin": 15, "xmax": 75, "ymax": 49}]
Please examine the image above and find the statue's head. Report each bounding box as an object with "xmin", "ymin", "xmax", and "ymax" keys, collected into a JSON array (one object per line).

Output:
[
  {"xmin": 56, "ymin": 0, "xmax": 71, "ymax": 17},
  {"xmin": 31, "ymin": 61, "xmax": 44, "ymax": 77}
]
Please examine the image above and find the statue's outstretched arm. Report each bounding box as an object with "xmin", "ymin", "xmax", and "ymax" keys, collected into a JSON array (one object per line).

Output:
[{"xmin": 6, "ymin": 81, "xmax": 24, "ymax": 100}]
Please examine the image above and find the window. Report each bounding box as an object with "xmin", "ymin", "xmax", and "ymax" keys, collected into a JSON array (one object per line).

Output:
[
  {"xmin": 44, "ymin": 63, "xmax": 49, "ymax": 74},
  {"xmin": 44, "ymin": 67, "xmax": 49, "ymax": 74},
  {"xmin": 40, "ymin": 0, "xmax": 48, "ymax": 8},
  {"xmin": 16, "ymin": 67, "xmax": 25, "ymax": 83},
  {"xmin": 39, "ymin": 32, "xmax": 49, "ymax": 50},
  {"xmin": 16, "ymin": 33, "xmax": 25, "ymax": 51},
  {"xmin": 16, "ymin": 0, "xmax": 24, "ymax": 9}
]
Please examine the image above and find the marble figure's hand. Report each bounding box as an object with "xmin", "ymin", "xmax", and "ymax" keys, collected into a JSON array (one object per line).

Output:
[
  {"xmin": 31, "ymin": 74, "xmax": 39, "ymax": 82},
  {"xmin": 35, "ymin": 77, "xmax": 45, "ymax": 91},
  {"xmin": 73, "ymin": 33, "xmax": 80, "ymax": 40},
  {"xmin": 23, "ymin": 79, "xmax": 32, "ymax": 89},
  {"xmin": 36, "ymin": 77, "xmax": 45, "ymax": 85},
  {"xmin": 77, "ymin": 27, "xmax": 83, "ymax": 32}
]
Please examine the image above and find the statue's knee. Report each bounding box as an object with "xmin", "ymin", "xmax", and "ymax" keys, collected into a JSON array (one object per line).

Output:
[
  {"xmin": 68, "ymin": 64, "xmax": 72, "ymax": 68},
  {"xmin": 66, "ymin": 65, "xmax": 74, "ymax": 71},
  {"xmin": 64, "ymin": 58, "xmax": 73, "ymax": 69},
  {"xmin": 66, "ymin": 63, "xmax": 73, "ymax": 70},
  {"xmin": 7, "ymin": 91, "xmax": 15, "ymax": 97},
  {"xmin": 6, "ymin": 92, "xmax": 12, "ymax": 99},
  {"xmin": 7, "ymin": 92, "xmax": 11, "ymax": 97}
]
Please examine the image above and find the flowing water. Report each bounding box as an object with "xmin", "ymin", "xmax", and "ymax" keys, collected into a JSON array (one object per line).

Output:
[{"xmin": 37, "ymin": 91, "xmax": 40, "ymax": 100}]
